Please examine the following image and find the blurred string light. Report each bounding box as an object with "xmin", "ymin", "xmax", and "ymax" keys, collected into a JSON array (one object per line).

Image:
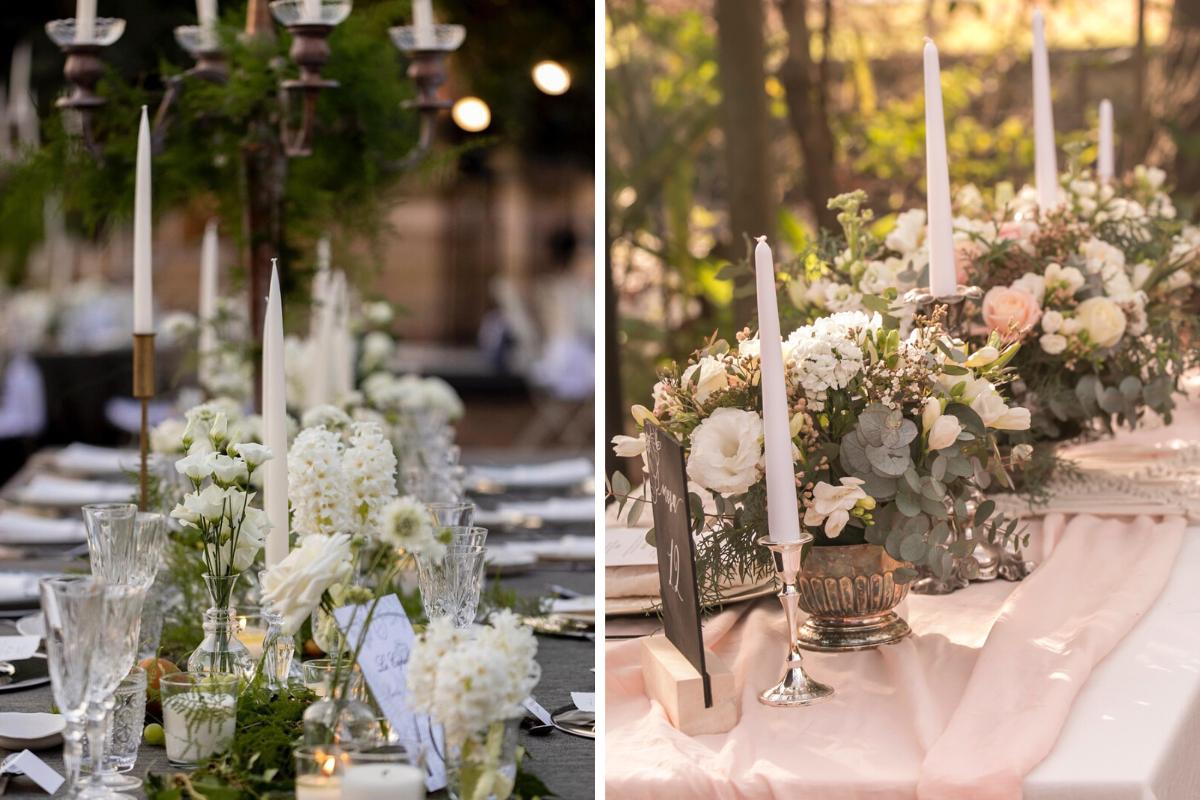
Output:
[
  {"xmin": 531, "ymin": 60, "xmax": 571, "ymax": 95},
  {"xmin": 452, "ymin": 97, "xmax": 491, "ymax": 132}
]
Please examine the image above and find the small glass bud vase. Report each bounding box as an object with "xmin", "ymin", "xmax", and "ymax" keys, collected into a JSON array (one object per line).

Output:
[
  {"xmin": 448, "ymin": 718, "xmax": 521, "ymax": 800},
  {"xmin": 302, "ymin": 685, "xmax": 385, "ymax": 750},
  {"xmin": 259, "ymin": 609, "xmax": 296, "ymax": 692},
  {"xmin": 187, "ymin": 573, "xmax": 254, "ymax": 678}
]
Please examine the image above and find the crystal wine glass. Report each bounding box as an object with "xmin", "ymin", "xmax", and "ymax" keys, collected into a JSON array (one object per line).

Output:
[
  {"xmin": 39, "ymin": 576, "xmax": 106, "ymax": 799},
  {"xmin": 415, "ymin": 543, "xmax": 487, "ymax": 627},
  {"xmin": 83, "ymin": 506, "xmax": 166, "ymax": 589}
]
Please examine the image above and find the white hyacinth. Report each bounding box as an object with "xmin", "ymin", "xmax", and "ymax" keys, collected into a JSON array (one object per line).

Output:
[
  {"xmin": 407, "ymin": 610, "xmax": 541, "ymax": 748},
  {"xmin": 343, "ymin": 421, "xmax": 399, "ymax": 535},
  {"xmin": 288, "ymin": 426, "xmax": 352, "ymax": 537}
]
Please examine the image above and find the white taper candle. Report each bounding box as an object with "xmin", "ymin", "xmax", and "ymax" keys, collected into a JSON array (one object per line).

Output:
[
  {"xmin": 133, "ymin": 106, "xmax": 154, "ymax": 335},
  {"xmin": 413, "ymin": 0, "xmax": 435, "ymax": 48},
  {"xmin": 1032, "ymin": 9, "xmax": 1059, "ymax": 210},
  {"xmin": 1098, "ymin": 99, "xmax": 1114, "ymax": 183},
  {"xmin": 923, "ymin": 38, "xmax": 957, "ymax": 299},
  {"xmin": 76, "ymin": 0, "xmax": 97, "ymax": 43},
  {"xmin": 196, "ymin": 0, "xmax": 218, "ymax": 28},
  {"xmin": 198, "ymin": 220, "xmax": 219, "ymax": 385},
  {"xmin": 263, "ymin": 261, "xmax": 289, "ymax": 568},
  {"xmin": 753, "ymin": 237, "xmax": 801, "ymax": 543}
]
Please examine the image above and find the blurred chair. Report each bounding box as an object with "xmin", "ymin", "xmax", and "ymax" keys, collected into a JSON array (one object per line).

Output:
[{"xmin": 0, "ymin": 353, "xmax": 46, "ymax": 484}]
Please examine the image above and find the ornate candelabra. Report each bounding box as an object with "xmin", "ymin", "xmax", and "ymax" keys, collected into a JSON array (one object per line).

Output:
[{"xmin": 758, "ymin": 535, "xmax": 833, "ymax": 707}]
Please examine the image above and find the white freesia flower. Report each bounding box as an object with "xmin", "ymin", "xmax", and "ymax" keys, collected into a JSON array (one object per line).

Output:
[
  {"xmin": 380, "ymin": 496, "xmax": 444, "ymax": 558},
  {"xmin": 611, "ymin": 434, "xmax": 645, "ymax": 458},
  {"xmin": 928, "ymin": 415, "xmax": 963, "ymax": 450},
  {"xmin": 970, "ymin": 387, "xmax": 1031, "ymax": 430},
  {"xmin": 681, "ymin": 357, "xmax": 730, "ymax": 406},
  {"xmin": 963, "ymin": 346, "xmax": 999, "ymax": 368},
  {"xmin": 1074, "ymin": 296, "xmax": 1126, "ymax": 348},
  {"xmin": 685, "ymin": 408, "xmax": 764, "ymax": 495},
  {"xmin": 1039, "ymin": 333, "xmax": 1068, "ymax": 354},
  {"xmin": 407, "ymin": 611, "xmax": 540, "ymax": 748},
  {"xmin": 261, "ymin": 533, "xmax": 354, "ymax": 635},
  {"xmin": 803, "ymin": 477, "xmax": 868, "ymax": 538}
]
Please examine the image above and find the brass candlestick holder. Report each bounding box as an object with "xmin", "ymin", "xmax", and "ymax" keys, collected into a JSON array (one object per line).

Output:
[
  {"xmin": 758, "ymin": 534, "xmax": 833, "ymax": 707},
  {"xmin": 132, "ymin": 333, "xmax": 156, "ymax": 511}
]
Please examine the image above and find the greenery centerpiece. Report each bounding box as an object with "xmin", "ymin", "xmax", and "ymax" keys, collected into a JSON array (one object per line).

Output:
[{"xmin": 611, "ymin": 309, "xmax": 1029, "ymax": 641}]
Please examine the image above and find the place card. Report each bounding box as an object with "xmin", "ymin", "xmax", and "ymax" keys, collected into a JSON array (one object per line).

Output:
[
  {"xmin": 333, "ymin": 596, "xmax": 446, "ymax": 792},
  {"xmin": 0, "ymin": 636, "xmax": 40, "ymax": 661},
  {"xmin": 522, "ymin": 697, "xmax": 554, "ymax": 726},
  {"xmin": 605, "ymin": 527, "xmax": 658, "ymax": 567},
  {"xmin": 643, "ymin": 422, "xmax": 712, "ymax": 707},
  {"xmin": 1, "ymin": 750, "xmax": 63, "ymax": 794}
]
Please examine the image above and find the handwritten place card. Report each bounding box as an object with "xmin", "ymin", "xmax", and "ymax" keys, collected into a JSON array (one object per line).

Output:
[
  {"xmin": 605, "ymin": 527, "xmax": 659, "ymax": 567},
  {"xmin": 643, "ymin": 422, "xmax": 712, "ymax": 707},
  {"xmin": 0, "ymin": 636, "xmax": 40, "ymax": 662},
  {"xmin": 1, "ymin": 751, "xmax": 63, "ymax": 794},
  {"xmin": 333, "ymin": 596, "xmax": 447, "ymax": 791}
]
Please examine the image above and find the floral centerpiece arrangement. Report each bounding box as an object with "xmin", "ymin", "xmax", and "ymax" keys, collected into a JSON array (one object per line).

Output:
[
  {"xmin": 167, "ymin": 402, "xmax": 273, "ymax": 677},
  {"xmin": 612, "ymin": 309, "xmax": 1029, "ymax": 644},
  {"xmin": 787, "ymin": 170, "xmax": 1199, "ymax": 449},
  {"xmin": 409, "ymin": 611, "xmax": 541, "ymax": 800}
]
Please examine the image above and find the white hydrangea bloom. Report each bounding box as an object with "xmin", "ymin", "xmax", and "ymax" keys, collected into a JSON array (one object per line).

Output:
[{"xmin": 785, "ymin": 312, "xmax": 879, "ymax": 409}]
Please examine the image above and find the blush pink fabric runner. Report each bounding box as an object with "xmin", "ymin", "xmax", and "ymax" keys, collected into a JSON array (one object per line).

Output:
[{"xmin": 605, "ymin": 513, "xmax": 1185, "ymax": 799}]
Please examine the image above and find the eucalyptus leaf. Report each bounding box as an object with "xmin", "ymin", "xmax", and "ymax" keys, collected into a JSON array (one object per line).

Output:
[{"xmin": 899, "ymin": 535, "xmax": 927, "ymax": 563}]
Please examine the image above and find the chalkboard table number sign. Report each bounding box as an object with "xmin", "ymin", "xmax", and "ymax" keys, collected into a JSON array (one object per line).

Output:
[{"xmin": 638, "ymin": 422, "xmax": 739, "ymax": 735}]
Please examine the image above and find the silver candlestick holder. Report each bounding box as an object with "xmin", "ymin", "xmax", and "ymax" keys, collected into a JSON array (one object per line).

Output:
[
  {"xmin": 758, "ymin": 534, "xmax": 833, "ymax": 707},
  {"xmin": 900, "ymin": 284, "xmax": 983, "ymax": 337}
]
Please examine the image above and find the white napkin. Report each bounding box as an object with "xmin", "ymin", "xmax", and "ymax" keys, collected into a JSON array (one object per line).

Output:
[
  {"xmin": 549, "ymin": 596, "xmax": 596, "ymax": 614},
  {"xmin": 489, "ymin": 536, "xmax": 595, "ymax": 562},
  {"xmin": 11, "ymin": 475, "xmax": 134, "ymax": 507},
  {"xmin": 468, "ymin": 458, "xmax": 593, "ymax": 489},
  {"xmin": 571, "ymin": 692, "xmax": 596, "ymax": 713},
  {"xmin": 0, "ymin": 512, "xmax": 86, "ymax": 544},
  {"xmin": 52, "ymin": 443, "xmax": 138, "ymax": 476},
  {"xmin": 475, "ymin": 496, "xmax": 595, "ymax": 527},
  {"xmin": 0, "ymin": 573, "xmax": 47, "ymax": 606}
]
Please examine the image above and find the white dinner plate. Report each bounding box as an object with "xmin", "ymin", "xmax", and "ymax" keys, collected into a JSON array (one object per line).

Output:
[
  {"xmin": 0, "ymin": 712, "xmax": 64, "ymax": 750},
  {"xmin": 15, "ymin": 613, "xmax": 45, "ymax": 638},
  {"xmin": 604, "ymin": 579, "xmax": 776, "ymax": 617}
]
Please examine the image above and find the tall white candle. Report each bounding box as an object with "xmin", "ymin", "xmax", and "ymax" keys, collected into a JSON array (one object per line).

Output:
[
  {"xmin": 76, "ymin": 0, "xmax": 97, "ymax": 43},
  {"xmin": 263, "ymin": 261, "xmax": 289, "ymax": 568},
  {"xmin": 342, "ymin": 763, "xmax": 425, "ymax": 800},
  {"xmin": 334, "ymin": 273, "xmax": 355, "ymax": 398},
  {"xmin": 1032, "ymin": 9, "xmax": 1058, "ymax": 210},
  {"xmin": 196, "ymin": 0, "xmax": 217, "ymax": 28},
  {"xmin": 9, "ymin": 42, "xmax": 37, "ymax": 150},
  {"xmin": 753, "ymin": 237, "xmax": 801, "ymax": 543},
  {"xmin": 413, "ymin": 0, "xmax": 435, "ymax": 48},
  {"xmin": 133, "ymin": 106, "xmax": 154, "ymax": 335},
  {"xmin": 1098, "ymin": 98, "xmax": 1114, "ymax": 183},
  {"xmin": 302, "ymin": 0, "xmax": 321, "ymax": 23},
  {"xmin": 198, "ymin": 220, "xmax": 219, "ymax": 385},
  {"xmin": 923, "ymin": 39, "xmax": 956, "ymax": 298}
]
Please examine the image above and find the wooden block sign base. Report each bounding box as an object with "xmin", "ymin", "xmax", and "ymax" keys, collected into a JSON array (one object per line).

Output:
[{"xmin": 640, "ymin": 634, "xmax": 739, "ymax": 736}]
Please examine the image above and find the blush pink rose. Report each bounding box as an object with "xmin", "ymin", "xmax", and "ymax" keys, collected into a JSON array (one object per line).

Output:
[{"xmin": 982, "ymin": 286, "xmax": 1041, "ymax": 337}]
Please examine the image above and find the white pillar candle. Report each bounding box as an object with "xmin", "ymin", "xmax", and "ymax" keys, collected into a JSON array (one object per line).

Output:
[
  {"xmin": 198, "ymin": 220, "xmax": 219, "ymax": 386},
  {"xmin": 1098, "ymin": 98, "xmax": 1114, "ymax": 183},
  {"xmin": 133, "ymin": 107, "xmax": 154, "ymax": 335},
  {"xmin": 753, "ymin": 237, "xmax": 801, "ymax": 543},
  {"xmin": 263, "ymin": 261, "xmax": 289, "ymax": 568},
  {"xmin": 413, "ymin": 0, "xmax": 435, "ymax": 48},
  {"xmin": 923, "ymin": 38, "xmax": 957, "ymax": 299},
  {"xmin": 302, "ymin": 0, "xmax": 321, "ymax": 23},
  {"xmin": 196, "ymin": 0, "xmax": 217, "ymax": 28},
  {"xmin": 342, "ymin": 763, "xmax": 425, "ymax": 800},
  {"xmin": 295, "ymin": 776, "xmax": 342, "ymax": 800},
  {"xmin": 1032, "ymin": 9, "xmax": 1058, "ymax": 210},
  {"xmin": 76, "ymin": 0, "xmax": 97, "ymax": 43}
]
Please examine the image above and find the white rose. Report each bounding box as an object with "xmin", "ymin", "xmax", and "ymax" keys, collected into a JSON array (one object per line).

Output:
[
  {"xmin": 685, "ymin": 408, "xmax": 764, "ymax": 495},
  {"xmin": 1060, "ymin": 318, "xmax": 1083, "ymax": 336},
  {"xmin": 1074, "ymin": 296, "xmax": 1126, "ymax": 348},
  {"xmin": 261, "ymin": 533, "xmax": 353, "ymax": 635},
  {"xmin": 803, "ymin": 477, "xmax": 868, "ymax": 538},
  {"xmin": 611, "ymin": 434, "xmax": 645, "ymax": 458},
  {"xmin": 1081, "ymin": 238, "xmax": 1125, "ymax": 275},
  {"xmin": 928, "ymin": 415, "xmax": 964, "ymax": 451},
  {"xmin": 1039, "ymin": 333, "xmax": 1068, "ymax": 354},
  {"xmin": 1041, "ymin": 310, "xmax": 1063, "ymax": 333},
  {"xmin": 1011, "ymin": 272, "xmax": 1046, "ymax": 304},
  {"xmin": 681, "ymin": 357, "xmax": 731, "ymax": 406}
]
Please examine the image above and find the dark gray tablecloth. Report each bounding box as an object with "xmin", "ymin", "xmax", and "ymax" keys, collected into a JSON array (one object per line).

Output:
[{"xmin": 0, "ymin": 451, "xmax": 596, "ymax": 799}]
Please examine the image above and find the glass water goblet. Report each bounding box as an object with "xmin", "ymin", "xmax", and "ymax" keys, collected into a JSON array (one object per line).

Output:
[
  {"xmin": 415, "ymin": 544, "xmax": 487, "ymax": 627},
  {"xmin": 40, "ymin": 576, "xmax": 106, "ymax": 799},
  {"xmin": 426, "ymin": 500, "xmax": 475, "ymax": 528},
  {"xmin": 84, "ymin": 506, "xmax": 166, "ymax": 589},
  {"xmin": 81, "ymin": 583, "xmax": 146, "ymax": 798}
]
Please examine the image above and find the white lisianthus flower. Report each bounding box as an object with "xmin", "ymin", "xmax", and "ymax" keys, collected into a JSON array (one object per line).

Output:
[
  {"xmin": 681, "ymin": 357, "xmax": 731, "ymax": 406},
  {"xmin": 886, "ymin": 209, "xmax": 927, "ymax": 254},
  {"xmin": 172, "ymin": 483, "xmax": 228, "ymax": 525},
  {"xmin": 261, "ymin": 533, "xmax": 354, "ymax": 635},
  {"xmin": 963, "ymin": 346, "xmax": 999, "ymax": 368},
  {"xmin": 207, "ymin": 453, "xmax": 249, "ymax": 487},
  {"xmin": 685, "ymin": 408, "xmax": 764, "ymax": 495},
  {"xmin": 803, "ymin": 477, "xmax": 868, "ymax": 538},
  {"xmin": 1074, "ymin": 296, "xmax": 1127, "ymax": 348},
  {"xmin": 928, "ymin": 415, "xmax": 964, "ymax": 451},
  {"xmin": 151, "ymin": 418, "xmax": 187, "ymax": 455},
  {"xmin": 611, "ymin": 434, "xmax": 645, "ymax": 458},
  {"xmin": 380, "ymin": 496, "xmax": 444, "ymax": 558},
  {"xmin": 1041, "ymin": 310, "xmax": 1064, "ymax": 334},
  {"xmin": 175, "ymin": 451, "xmax": 214, "ymax": 483},
  {"xmin": 231, "ymin": 505, "xmax": 269, "ymax": 572},
  {"xmin": 1039, "ymin": 333, "xmax": 1068, "ymax": 355},
  {"xmin": 229, "ymin": 442, "xmax": 272, "ymax": 470}
]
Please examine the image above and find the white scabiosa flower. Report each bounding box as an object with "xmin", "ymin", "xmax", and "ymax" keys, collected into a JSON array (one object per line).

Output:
[{"xmin": 380, "ymin": 496, "xmax": 443, "ymax": 558}]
